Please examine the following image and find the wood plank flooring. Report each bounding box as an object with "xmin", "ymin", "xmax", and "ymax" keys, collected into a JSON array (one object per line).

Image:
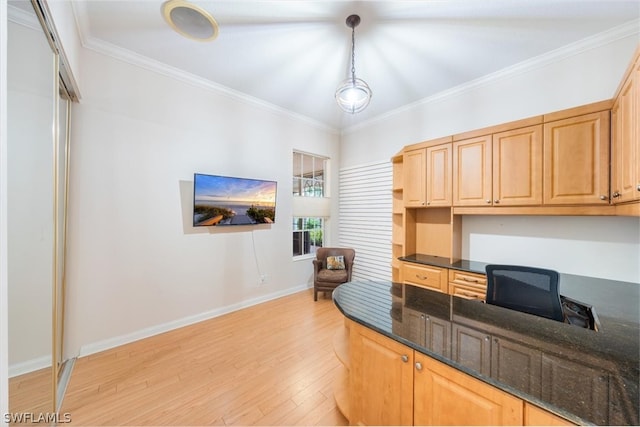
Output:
[
  {"xmin": 60, "ymin": 289, "xmax": 349, "ymax": 426},
  {"xmin": 9, "ymin": 367, "xmax": 54, "ymax": 422}
]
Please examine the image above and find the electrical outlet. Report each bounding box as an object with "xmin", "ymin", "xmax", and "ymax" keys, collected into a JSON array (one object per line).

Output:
[{"xmin": 260, "ymin": 274, "xmax": 269, "ymax": 284}]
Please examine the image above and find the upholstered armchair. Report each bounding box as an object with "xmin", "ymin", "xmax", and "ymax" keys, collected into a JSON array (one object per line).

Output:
[{"xmin": 312, "ymin": 247, "xmax": 355, "ymax": 301}]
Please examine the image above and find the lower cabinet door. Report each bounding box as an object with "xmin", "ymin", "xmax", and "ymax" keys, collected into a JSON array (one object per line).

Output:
[
  {"xmin": 349, "ymin": 321, "xmax": 414, "ymax": 426},
  {"xmin": 524, "ymin": 403, "xmax": 575, "ymax": 426},
  {"xmin": 414, "ymin": 354, "xmax": 523, "ymax": 426}
]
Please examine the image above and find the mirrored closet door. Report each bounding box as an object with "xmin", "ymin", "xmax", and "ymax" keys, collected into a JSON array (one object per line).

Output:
[{"xmin": 7, "ymin": 0, "xmax": 75, "ymax": 414}]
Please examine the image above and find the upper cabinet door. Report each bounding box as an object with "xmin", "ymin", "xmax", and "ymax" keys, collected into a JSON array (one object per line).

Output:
[
  {"xmin": 543, "ymin": 111, "xmax": 610, "ymax": 205},
  {"xmin": 403, "ymin": 149, "xmax": 427, "ymax": 207},
  {"xmin": 426, "ymin": 143, "xmax": 452, "ymax": 207},
  {"xmin": 492, "ymin": 125, "xmax": 543, "ymax": 206},
  {"xmin": 453, "ymin": 135, "xmax": 492, "ymax": 206},
  {"xmin": 612, "ymin": 56, "xmax": 639, "ymax": 204}
]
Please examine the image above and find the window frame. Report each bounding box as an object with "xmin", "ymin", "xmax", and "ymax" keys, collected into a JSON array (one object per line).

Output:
[
  {"xmin": 292, "ymin": 217, "xmax": 325, "ymax": 259},
  {"xmin": 292, "ymin": 151, "xmax": 329, "ymax": 259}
]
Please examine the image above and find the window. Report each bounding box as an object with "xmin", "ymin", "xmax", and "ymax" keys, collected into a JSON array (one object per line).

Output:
[
  {"xmin": 293, "ymin": 151, "xmax": 329, "ymax": 257},
  {"xmin": 292, "ymin": 217, "xmax": 324, "ymax": 257},
  {"xmin": 293, "ymin": 152, "xmax": 326, "ymax": 197}
]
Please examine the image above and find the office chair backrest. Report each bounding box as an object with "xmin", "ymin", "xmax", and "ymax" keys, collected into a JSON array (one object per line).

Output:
[{"xmin": 485, "ymin": 264, "xmax": 564, "ymax": 322}]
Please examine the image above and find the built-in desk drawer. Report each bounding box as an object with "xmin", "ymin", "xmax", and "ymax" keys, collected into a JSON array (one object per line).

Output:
[
  {"xmin": 403, "ymin": 263, "xmax": 448, "ymax": 293},
  {"xmin": 448, "ymin": 270, "xmax": 487, "ymax": 301}
]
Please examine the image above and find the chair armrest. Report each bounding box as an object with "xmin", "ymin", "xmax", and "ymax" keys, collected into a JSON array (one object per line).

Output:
[
  {"xmin": 312, "ymin": 259, "xmax": 324, "ymax": 274},
  {"xmin": 345, "ymin": 258, "xmax": 354, "ymax": 281}
]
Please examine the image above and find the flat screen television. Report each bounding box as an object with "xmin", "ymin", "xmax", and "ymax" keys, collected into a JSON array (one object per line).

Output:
[{"xmin": 193, "ymin": 173, "xmax": 277, "ymax": 227}]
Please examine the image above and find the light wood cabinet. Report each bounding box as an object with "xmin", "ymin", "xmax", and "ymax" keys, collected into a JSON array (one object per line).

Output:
[
  {"xmin": 333, "ymin": 321, "xmax": 351, "ymax": 421},
  {"xmin": 346, "ymin": 316, "xmax": 600, "ymax": 425},
  {"xmin": 543, "ymin": 111, "xmax": 610, "ymax": 205},
  {"xmin": 448, "ymin": 269, "xmax": 487, "ymax": 301},
  {"xmin": 403, "ymin": 143, "xmax": 453, "ymax": 207},
  {"xmin": 492, "ymin": 125, "xmax": 543, "ymax": 206},
  {"xmin": 392, "ymin": 154, "xmax": 405, "ymax": 281},
  {"xmin": 426, "ymin": 143, "xmax": 452, "ymax": 207},
  {"xmin": 402, "ymin": 263, "xmax": 448, "ymax": 293},
  {"xmin": 524, "ymin": 403, "xmax": 576, "ymax": 426},
  {"xmin": 349, "ymin": 320, "xmax": 414, "ymax": 426},
  {"xmin": 414, "ymin": 353, "xmax": 523, "ymax": 426},
  {"xmin": 349, "ymin": 319, "xmax": 525, "ymax": 426},
  {"xmin": 612, "ymin": 48, "xmax": 640, "ymax": 204},
  {"xmin": 453, "ymin": 124, "xmax": 543, "ymax": 207},
  {"xmin": 453, "ymin": 135, "xmax": 493, "ymax": 206},
  {"xmin": 404, "ymin": 149, "xmax": 427, "ymax": 207}
]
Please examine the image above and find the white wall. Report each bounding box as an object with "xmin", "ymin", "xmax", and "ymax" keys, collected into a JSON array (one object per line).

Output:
[
  {"xmin": 340, "ymin": 30, "xmax": 640, "ymax": 283},
  {"xmin": 64, "ymin": 48, "xmax": 340, "ymax": 358},
  {"xmin": 463, "ymin": 216, "xmax": 640, "ymax": 281}
]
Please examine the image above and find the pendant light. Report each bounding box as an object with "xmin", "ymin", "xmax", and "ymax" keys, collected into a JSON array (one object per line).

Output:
[{"xmin": 335, "ymin": 14, "xmax": 372, "ymax": 114}]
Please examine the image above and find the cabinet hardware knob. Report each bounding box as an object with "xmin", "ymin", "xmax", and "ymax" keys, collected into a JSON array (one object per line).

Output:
[
  {"xmin": 486, "ymin": 200, "xmax": 491, "ymax": 204},
  {"xmin": 599, "ymin": 195, "xmax": 607, "ymax": 201},
  {"xmin": 637, "ymin": 185, "xmax": 640, "ymax": 192},
  {"xmin": 421, "ymin": 202, "xmax": 426, "ymax": 205},
  {"xmin": 494, "ymin": 199, "xmax": 500, "ymax": 204},
  {"xmin": 401, "ymin": 354, "xmax": 409, "ymax": 363},
  {"xmin": 612, "ymin": 192, "xmax": 621, "ymax": 198},
  {"xmin": 426, "ymin": 201, "xmax": 431, "ymax": 205},
  {"xmin": 415, "ymin": 362, "xmax": 423, "ymax": 371},
  {"xmin": 420, "ymin": 314, "xmax": 425, "ymax": 319},
  {"xmin": 462, "ymin": 277, "xmax": 479, "ymax": 283},
  {"xmin": 485, "ymin": 336, "xmax": 490, "ymax": 342}
]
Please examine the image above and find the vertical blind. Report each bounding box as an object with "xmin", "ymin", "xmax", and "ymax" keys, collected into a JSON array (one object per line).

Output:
[{"xmin": 339, "ymin": 161, "xmax": 392, "ymax": 281}]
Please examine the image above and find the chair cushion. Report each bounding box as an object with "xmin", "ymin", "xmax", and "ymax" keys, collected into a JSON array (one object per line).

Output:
[
  {"xmin": 317, "ymin": 268, "xmax": 348, "ymax": 283},
  {"xmin": 326, "ymin": 255, "xmax": 345, "ymax": 270}
]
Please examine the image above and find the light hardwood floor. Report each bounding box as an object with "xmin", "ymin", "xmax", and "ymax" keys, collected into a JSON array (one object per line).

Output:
[
  {"xmin": 9, "ymin": 367, "xmax": 53, "ymax": 421},
  {"xmin": 59, "ymin": 289, "xmax": 349, "ymax": 426}
]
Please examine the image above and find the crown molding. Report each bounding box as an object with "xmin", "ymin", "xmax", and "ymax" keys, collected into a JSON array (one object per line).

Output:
[
  {"xmin": 82, "ymin": 35, "xmax": 338, "ymax": 135},
  {"xmin": 70, "ymin": 0, "xmax": 338, "ymax": 135},
  {"xmin": 343, "ymin": 19, "xmax": 640, "ymax": 135},
  {"xmin": 63, "ymin": 1, "xmax": 640, "ymax": 136},
  {"xmin": 7, "ymin": 4, "xmax": 40, "ymax": 30}
]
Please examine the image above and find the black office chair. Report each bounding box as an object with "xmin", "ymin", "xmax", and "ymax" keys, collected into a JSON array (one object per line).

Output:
[{"xmin": 485, "ymin": 264, "xmax": 564, "ymax": 322}]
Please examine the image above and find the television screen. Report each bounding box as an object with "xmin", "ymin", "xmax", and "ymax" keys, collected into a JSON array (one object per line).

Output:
[{"xmin": 193, "ymin": 173, "xmax": 277, "ymax": 227}]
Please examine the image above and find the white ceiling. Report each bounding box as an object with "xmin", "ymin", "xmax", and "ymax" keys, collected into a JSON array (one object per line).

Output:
[{"xmin": 61, "ymin": 1, "xmax": 640, "ymax": 130}]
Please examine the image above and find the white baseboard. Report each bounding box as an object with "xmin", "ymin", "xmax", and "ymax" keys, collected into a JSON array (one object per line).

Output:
[
  {"xmin": 79, "ymin": 284, "xmax": 310, "ymax": 358},
  {"xmin": 9, "ymin": 355, "xmax": 51, "ymax": 378}
]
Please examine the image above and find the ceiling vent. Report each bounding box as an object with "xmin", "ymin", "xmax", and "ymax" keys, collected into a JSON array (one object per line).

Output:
[{"xmin": 162, "ymin": 0, "xmax": 219, "ymax": 42}]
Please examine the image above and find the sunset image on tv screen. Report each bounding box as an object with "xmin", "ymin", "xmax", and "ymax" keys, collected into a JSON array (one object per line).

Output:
[{"xmin": 193, "ymin": 174, "xmax": 277, "ymax": 226}]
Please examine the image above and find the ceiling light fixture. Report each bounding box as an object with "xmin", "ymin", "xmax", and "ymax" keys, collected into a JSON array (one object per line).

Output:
[
  {"xmin": 335, "ymin": 14, "xmax": 372, "ymax": 114},
  {"xmin": 162, "ymin": 0, "xmax": 219, "ymax": 42}
]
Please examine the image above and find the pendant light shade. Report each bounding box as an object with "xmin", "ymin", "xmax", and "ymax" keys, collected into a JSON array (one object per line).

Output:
[
  {"xmin": 335, "ymin": 15, "xmax": 371, "ymax": 114},
  {"xmin": 335, "ymin": 77, "xmax": 372, "ymax": 114}
]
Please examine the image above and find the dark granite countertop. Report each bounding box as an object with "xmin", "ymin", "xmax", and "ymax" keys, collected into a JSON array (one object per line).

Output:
[
  {"xmin": 333, "ymin": 277, "xmax": 639, "ymax": 425},
  {"xmin": 400, "ymin": 253, "xmax": 490, "ymax": 275}
]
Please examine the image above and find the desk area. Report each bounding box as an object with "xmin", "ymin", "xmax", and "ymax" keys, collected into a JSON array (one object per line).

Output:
[{"xmin": 332, "ymin": 270, "xmax": 639, "ymax": 425}]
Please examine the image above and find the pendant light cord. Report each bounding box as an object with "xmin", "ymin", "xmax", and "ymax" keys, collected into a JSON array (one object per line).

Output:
[{"xmin": 351, "ymin": 26, "xmax": 356, "ymax": 82}]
